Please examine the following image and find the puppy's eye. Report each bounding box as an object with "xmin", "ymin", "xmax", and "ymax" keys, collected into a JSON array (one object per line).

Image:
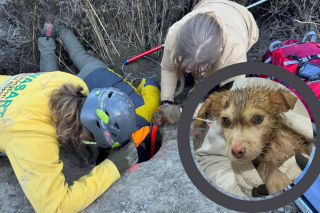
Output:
[
  {"xmin": 252, "ymin": 115, "xmax": 264, "ymax": 124},
  {"xmin": 222, "ymin": 117, "xmax": 230, "ymax": 126}
]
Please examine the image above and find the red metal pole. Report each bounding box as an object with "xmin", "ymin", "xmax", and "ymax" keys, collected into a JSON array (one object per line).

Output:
[{"xmin": 124, "ymin": 44, "xmax": 164, "ymax": 65}]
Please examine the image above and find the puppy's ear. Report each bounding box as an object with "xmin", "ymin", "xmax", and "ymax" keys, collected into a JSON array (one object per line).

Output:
[
  {"xmin": 197, "ymin": 98, "xmax": 212, "ymax": 118},
  {"xmin": 270, "ymin": 89, "xmax": 297, "ymax": 112},
  {"xmin": 197, "ymin": 91, "xmax": 229, "ymax": 119}
]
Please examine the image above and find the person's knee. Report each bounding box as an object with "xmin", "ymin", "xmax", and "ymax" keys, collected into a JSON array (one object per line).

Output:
[
  {"xmin": 77, "ymin": 60, "xmax": 108, "ymax": 80},
  {"xmin": 82, "ymin": 59, "xmax": 108, "ymax": 71},
  {"xmin": 144, "ymin": 78, "xmax": 160, "ymax": 90}
]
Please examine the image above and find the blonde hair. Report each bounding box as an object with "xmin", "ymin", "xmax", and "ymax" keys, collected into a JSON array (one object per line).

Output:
[
  {"xmin": 174, "ymin": 13, "xmax": 224, "ymax": 95},
  {"xmin": 49, "ymin": 84, "xmax": 94, "ymax": 150}
]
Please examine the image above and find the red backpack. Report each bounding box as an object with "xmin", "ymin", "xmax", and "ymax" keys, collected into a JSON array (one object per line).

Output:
[{"xmin": 260, "ymin": 31, "xmax": 320, "ymax": 122}]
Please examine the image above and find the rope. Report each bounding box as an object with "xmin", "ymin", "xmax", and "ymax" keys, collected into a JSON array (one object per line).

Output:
[
  {"xmin": 246, "ymin": 0, "xmax": 268, "ymax": 9},
  {"xmin": 194, "ymin": 117, "xmax": 214, "ymax": 123},
  {"xmin": 151, "ymin": 126, "xmax": 158, "ymax": 158},
  {"xmin": 121, "ymin": 56, "xmax": 161, "ymax": 80}
]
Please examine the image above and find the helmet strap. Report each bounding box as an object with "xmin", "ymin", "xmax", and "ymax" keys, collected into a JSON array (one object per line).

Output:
[
  {"xmin": 82, "ymin": 140, "xmax": 97, "ymax": 145},
  {"xmin": 77, "ymin": 97, "xmax": 83, "ymax": 107}
]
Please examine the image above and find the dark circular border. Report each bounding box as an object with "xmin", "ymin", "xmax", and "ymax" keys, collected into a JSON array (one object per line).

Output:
[{"xmin": 178, "ymin": 62, "xmax": 320, "ymax": 212}]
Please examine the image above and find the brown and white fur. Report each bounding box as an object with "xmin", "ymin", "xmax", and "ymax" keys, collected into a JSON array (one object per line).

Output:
[{"xmin": 197, "ymin": 86, "xmax": 313, "ymax": 194}]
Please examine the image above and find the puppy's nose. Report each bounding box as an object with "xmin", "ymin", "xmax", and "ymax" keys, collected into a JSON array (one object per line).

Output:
[{"xmin": 231, "ymin": 146, "xmax": 246, "ymax": 159}]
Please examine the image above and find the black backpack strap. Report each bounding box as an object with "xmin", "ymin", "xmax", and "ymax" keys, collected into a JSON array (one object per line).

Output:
[{"xmin": 284, "ymin": 54, "xmax": 320, "ymax": 66}]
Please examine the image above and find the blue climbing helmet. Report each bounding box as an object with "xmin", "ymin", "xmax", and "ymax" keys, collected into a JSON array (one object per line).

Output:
[{"xmin": 80, "ymin": 87, "xmax": 136, "ymax": 149}]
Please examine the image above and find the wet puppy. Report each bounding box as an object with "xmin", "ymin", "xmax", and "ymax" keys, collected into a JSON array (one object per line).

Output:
[{"xmin": 197, "ymin": 86, "xmax": 312, "ymax": 194}]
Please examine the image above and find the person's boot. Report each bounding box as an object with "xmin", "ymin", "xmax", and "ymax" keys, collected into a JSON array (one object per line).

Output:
[
  {"xmin": 53, "ymin": 20, "xmax": 68, "ymax": 37},
  {"xmin": 40, "ymin": 22, "xmax": 57, "ymax": 41}
]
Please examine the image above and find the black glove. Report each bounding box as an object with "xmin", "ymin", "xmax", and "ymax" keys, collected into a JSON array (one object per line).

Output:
[
  {"xmin": 295, "ymin": 152, "xmax": 309, "ymax": 171},
  {"xmin": 152, "ymin": 110, "xmax": 164, "ymax": 126},
  {"xmin": 107, "ymin": 139, "xmax": 138, "ymax": 173},
  {"xmin": 96, "ymin": 147, "xmax": 110, "ymax": 166},
  {"xmin": 252, "ymin": 184, "xmax": 269, "ymax": 197}
]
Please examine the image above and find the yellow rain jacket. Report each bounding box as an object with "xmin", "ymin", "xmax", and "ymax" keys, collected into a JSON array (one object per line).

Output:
[
  {"xmin": 83, "ymin": 67, "xmax": 161, "ymax": 147},
  {"xmin": 0, "ymin": 72, "xmax": 121, "ymax": 213}
]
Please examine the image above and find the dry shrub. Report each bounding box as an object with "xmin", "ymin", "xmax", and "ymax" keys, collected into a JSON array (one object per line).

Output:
[
  {"xmin": 0, "ymin": 0, "xmax": 319, "ymax": 77},
  {"xmin": 236, "ymin": 0, "xmax": 320, "ymax": 61},
  {"xmin": 0, "ymin": 0, "xmax": 198, "ymax": 75}
]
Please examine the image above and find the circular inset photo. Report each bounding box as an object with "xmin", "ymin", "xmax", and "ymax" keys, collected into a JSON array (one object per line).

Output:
[
  {"xmin": 178, "ymin": 62, "xmax": 320, "ymax": 212},
  {"xmin": 193, "ymin": 77, "xmax": 315, "ymax": 198}
]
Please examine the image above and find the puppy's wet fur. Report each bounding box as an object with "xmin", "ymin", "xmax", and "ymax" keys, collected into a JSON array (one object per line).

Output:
[{"xmin": 198, "ymin": 86, "xmax": 313, "ymax": 194}]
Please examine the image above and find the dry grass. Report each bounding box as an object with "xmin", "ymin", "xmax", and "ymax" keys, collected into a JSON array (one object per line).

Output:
[
  {"xmin": 237, "ymin": 0, "xmax": 320, "ymax": 62},
  {"xmin": 0, "ymin": 0, "xmax": 198, "ymax": 75},
  {"xmin": 0, "ymin": 0, "xmax": 319, "ymax": 76}
]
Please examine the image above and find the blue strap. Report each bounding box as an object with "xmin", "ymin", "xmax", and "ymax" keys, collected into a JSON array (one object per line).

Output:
[
  {"xmin": 307, "ymin": 54, "xmax": 320, "ymax": 61},
  {"xmin": 302, "ymin": 31, "xmax": 317, "ymax": 43},
  {"xmin": 281, "ymin": 42, "xmax": 303, "ymax": 48},
  {"xmin": 303, "ymin": 175, "xmax": 320, "ymax": 212},
  {"xmin": 284, "ymin": 60, "xmax": 300, "ymax": 65},
  {"xmin": 264, "ymin": 57, "xmax": 271, "ymax": 63},
  {"xmin": 284, "ymin": 54, "xmax": 320, "ymax": 66},
  {"xmin": 269, "ymin": 41, "xmax": 282, "ymax": 52}
]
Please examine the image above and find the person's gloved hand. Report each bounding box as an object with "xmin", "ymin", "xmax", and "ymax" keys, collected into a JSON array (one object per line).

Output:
[
  {"xmin": 252, "ymin": 184, "xmax": 269, "ymax": 197},
  {"xmin": 155, "ymin": 104, "xmax": 181, "ymax": 125},
  {"xmin": 152, "ymin": 110, "xmax": 164, "ymax": 126},
  {"xmin": 107, "ymin": 139, "xmax": 138, "ymax": 173}
]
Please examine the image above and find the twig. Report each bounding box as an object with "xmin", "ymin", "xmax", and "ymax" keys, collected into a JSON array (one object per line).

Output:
[
  {"xmin": 58, "ymin": 42, "xmax": 61, "ymax": 67},
  {"xmin": 67, "ymin": 22, "xmax": 101, "ymax": 57},
  {"xmin": 56, "ymin": 38, "xmax": 77, "ymax": 73},
  {"xmin": 294, "ymin": 19, "xmax": 320, "ymax": 26},
  {"xmin": 19, "ymin": 46, "xmax": 25, "ymax": 73},
  {"xmin": 60, "ymin": 59, "xmax": 75, "ymax": 74},
  {"xmin": 194, "ymin": 118, "xmax": 214, "ymax": 123},
  {"xmin": 87, "ymin": 0, "xmax": 121, "ymax": 57},
  {"xmin": 134, "ymin": 28, "xmax": 143, "ymax": 47},
  {"xmin": 84, "ymin": 4, "xmax": 113, "ymax": 64},
  {"xmin": 32, "ymin": 3, "xmax": 37, "ymax": 62}
]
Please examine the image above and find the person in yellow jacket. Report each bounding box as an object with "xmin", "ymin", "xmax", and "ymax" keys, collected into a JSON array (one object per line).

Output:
[
  {"xmin": 38, "ymin": 20, "xmax": 161, "ymax": 163},
  {"xmin": 0, "ymin": 20, "xmax": 161, "ymax": 213},
  {"xmin": 153, "ymin": 0, "xmax": 259, "ymax": 126},
  {"xmin": 0, "ymin": 71, "xmax": 138, "ymax": 213}
]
